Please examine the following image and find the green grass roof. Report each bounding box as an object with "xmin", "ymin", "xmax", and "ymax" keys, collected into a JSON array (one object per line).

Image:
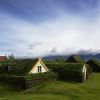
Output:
[
  {"xmin": 46, "ymin": 62, "xmax": 85, "ymax": 73},
  {"xmin": 0, "ymin": 59, "xmax": 39, "ymax": 75},
  {"xmin": 87, "ymin": 58, "xmax": 100, "ymax": 67},
  {"xmin": 66, "ymin": 55, "xmax": 84, "ymax": 63}
]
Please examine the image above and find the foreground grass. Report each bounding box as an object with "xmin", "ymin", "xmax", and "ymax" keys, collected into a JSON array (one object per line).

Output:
[{"xmin": 0, "ymin": 73, "xmax": 100, "ymax": 100}]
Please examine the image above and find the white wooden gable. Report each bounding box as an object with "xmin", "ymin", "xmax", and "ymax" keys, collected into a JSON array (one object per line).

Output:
[
  {"xmin": 29, "ymin": 58, "xmax": 49, "ymax": 74},
  {"xmin": 82, "ymin": 64, "xmax": 87, "ymax": 81}
]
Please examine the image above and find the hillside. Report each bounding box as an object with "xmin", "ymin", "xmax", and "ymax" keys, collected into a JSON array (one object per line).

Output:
[
  {"xmin": 44, "ymin": 53, "xmax": 100, "ymax": 61},
  {"xmin": 0, "ymin": 73, "xmax": 100, "ymax": 100}
]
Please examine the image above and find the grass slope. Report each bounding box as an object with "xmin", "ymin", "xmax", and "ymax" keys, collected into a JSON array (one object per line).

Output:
[{"xmin": 0, "ymin": 73, "xmax": 100, "ymax": 100}]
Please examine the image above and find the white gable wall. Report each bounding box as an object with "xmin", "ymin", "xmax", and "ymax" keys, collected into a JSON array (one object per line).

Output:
[
  {"xmin": 82, "ymin": 65, "xmax": 87, "ymax": 73},
  {"xmin": 82, "ymin": 64, "xmax": 87, "ymax": 81},
  {"xmin": 29, "ymin": 61, "xmax": 48, "ymax": 74}
]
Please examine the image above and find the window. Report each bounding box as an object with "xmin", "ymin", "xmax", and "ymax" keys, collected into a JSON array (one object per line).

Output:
[
  {"xmin": 8, "ymin": 66, "xmax": 11, "ymax": 71},
  {"xmin": 38, "ymin": 66, "xmax": 42, "ymax": 72}
]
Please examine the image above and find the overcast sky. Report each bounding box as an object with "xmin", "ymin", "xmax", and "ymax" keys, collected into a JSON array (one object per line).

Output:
[{"xmin": 0, "ymin": 0, "xmax": 100, "ymax": 57}]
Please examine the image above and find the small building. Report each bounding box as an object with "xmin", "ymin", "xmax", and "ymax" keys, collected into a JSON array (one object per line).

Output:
[
  {"xmin": 66, "ymin": 55, "xmax": 84, "ymax": 63},
  {"xmin": 87, "ymin": 58, "xmax": 100, "ymax": 72},
  {"xmin": 0, "ymin": 56, "xmax": 7, "ymax": 62}
]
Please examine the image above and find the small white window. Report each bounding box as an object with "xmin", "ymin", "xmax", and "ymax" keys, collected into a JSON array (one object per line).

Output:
[{"xmin": 38, "ymin": 66, "xmax": 42, "ymax": 72}]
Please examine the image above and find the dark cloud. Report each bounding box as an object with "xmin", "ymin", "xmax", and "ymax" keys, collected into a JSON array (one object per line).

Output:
[
  {"xmin": 45, "ymin": 47, "xmax": 58, "ymax": 55},
  {"xmin": 0, "ymin": 0, "xmax": 57, "ymax": 23},
  {"xmin": 16, "ymin": 39, "xmax": 28, "ymax": 44},
  {"xmin": 77, "ymin": 49, "xmax": 100, "ymax": 55},
  {"xmin": 50, "ymin": 47, "xmax": 57, "ymax": 53},
  {"xmin": 0, "ymin": 0, "xmax": 97, "ymax": 23},
  {"xmin": 28, "ymin": 42, "xmax": 42, "ymax": 49}
]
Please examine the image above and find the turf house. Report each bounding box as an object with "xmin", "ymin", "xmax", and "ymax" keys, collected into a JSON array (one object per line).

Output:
[
  {"xmin": 87, "ymin": 58, "xmax": 100, "ymax": 72},
  {"xmin": 46, "ymin": 62, "xmax": 89, "ymax": 82},
  {"xmin": 0, "ymin": 58, "xmax": 49, "ymax": 75}
]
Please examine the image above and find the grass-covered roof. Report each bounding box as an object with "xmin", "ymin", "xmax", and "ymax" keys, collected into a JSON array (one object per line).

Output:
[
  {"xmin": 66, "ymin": 55, "xmax": 84, "ymax": 63},
  {"xmin": 87, "ymin": 58, "xmax": 100, "ymax": 72},
  {"xmin": 87, "ymin": 58, "xmax": 100, "ymax": 66},
  {"xmin": 46, "ymin": 62, "xmax": 85, "ymax": 73},
  {"xmin": 0, "ymin": 59, "xmax": 39, "ymax": 75}
]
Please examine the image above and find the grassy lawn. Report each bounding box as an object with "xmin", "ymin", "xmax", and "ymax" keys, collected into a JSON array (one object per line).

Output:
[{"xmin": 0, "ymin": 73, "xmax": 100, "ymax": 100}]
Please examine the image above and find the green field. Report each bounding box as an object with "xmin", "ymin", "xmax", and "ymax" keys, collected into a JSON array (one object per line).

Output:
[{"xmin": 0, "ymin": 73, "xmax": 100, "ymax": 100}]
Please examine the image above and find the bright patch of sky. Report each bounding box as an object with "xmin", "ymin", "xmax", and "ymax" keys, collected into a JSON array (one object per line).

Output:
[{"xmin": 0, "ymin": 0, "xmax": 100, "ymax": 57}]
